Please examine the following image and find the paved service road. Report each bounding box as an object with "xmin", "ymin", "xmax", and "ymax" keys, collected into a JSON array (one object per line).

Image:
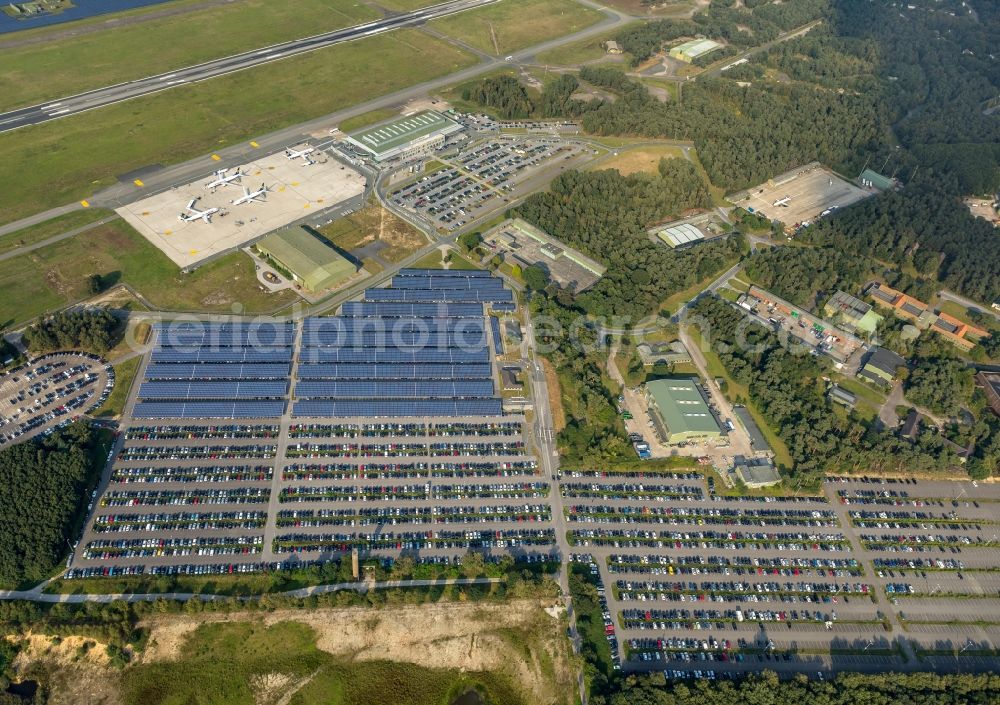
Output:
[{"xmin": 0, "ymin": 0, "xmax": 499, "ymax": 134}]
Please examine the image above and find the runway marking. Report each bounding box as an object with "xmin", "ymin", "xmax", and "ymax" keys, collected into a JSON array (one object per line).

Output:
[
  {"xmin": 133, "ymin": 179, "xmax": 145, "ymax": 187},
  {"xmin": 158, "ymin": 74, "xmax": 177, "ymax": 81},
  {"xmin": 211, "ymin": 154, "xmax": 222, "ymax": 161},
  {"xmin": 250, "ymin": 141, "xmax": 260, "ymax": 148},
  {"xmin": 80, "ymin": 200, "xmax": 90, "ymax": 208},
  {"xmin": 47, "ymin": 109, "xmax": 70, "ymax": 115}
]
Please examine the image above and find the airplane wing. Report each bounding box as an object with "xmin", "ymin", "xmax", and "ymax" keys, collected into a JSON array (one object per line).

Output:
[{"xmin": 186, "ymin": 199, "xmax": 197, "ymax": 210}]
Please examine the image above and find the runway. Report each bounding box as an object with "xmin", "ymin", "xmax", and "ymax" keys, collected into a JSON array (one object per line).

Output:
[{"xmin": 0, "ymin": 0, "xmax": 497, "ymax": 134}]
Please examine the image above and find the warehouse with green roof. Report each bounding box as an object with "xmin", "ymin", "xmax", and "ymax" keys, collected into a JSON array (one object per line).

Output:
[
  {"xmin": 255, "ymin": 225, "xmax": 356, "ymax": 292},
  {"xmin": 645, "ymin": 378, "xmax": 722, "ymax": 445},
  {"xmin": 669, "ymin": 38, "xmax": 723, "ymax": 63}
]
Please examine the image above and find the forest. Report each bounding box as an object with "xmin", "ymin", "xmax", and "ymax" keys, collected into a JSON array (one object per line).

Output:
[
  {"xmin": 803, "ymin": 177, "xmax": 1000, "ymax": 306},
  {"xmin": 575, "ymin": 71, "xmax": 882, "ymax": 191},
  {"xmin": 0, "ymin": 423, "xmax": 107, "ymax": 588},
  {"xmin": 689, "ymin": 297, "xmax": 969, "ymax": 483},
  {"xmin": 514, "ymin": 163, "xmax": 744, "ymax": 317},
  {"xmin": 22, "ymin": 309, "xmax": 120, "ymax": 354},
  {"xmin": 905, "ymin": 357, "xmax": 976, "ymax": 417},
  {"xmin": 589, "ymin": 670, "xmax": 1000, "ymax": 705},
  {"xmin": 462, "ymin": 75, "xmax": 534, "ymax": 119}
]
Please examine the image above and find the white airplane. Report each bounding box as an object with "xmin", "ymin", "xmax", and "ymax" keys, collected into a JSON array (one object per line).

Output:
[
  {"xmin": 230, "ymin": 183, "xmax": 270, "ymax": 206},
  {"xmin": 205, "ymin": 168, "xmax": 246, "ymax": 190},
  {"xmin": 178, "ymin": 198, "xmax": 219, "ymax": 223},
  {"xmin": 772, "ymin": 196, "xmax": 791, "ymax": 207},
  {"xmin": 285, "ymin": 146, "xmax": 316, "ymax": 165}
]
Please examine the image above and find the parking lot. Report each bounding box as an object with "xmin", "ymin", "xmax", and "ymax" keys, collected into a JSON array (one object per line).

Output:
[
  {"xmin": 390, "ymin": 137, "xmax": 594, "ymax": 232},
  {"xmin": 567, "ymin": 472, "xmax": 1000, "ymax": 676},
  {"xmin": 0, "ymin": 352, "xmax": 113, "ymax": 447}
]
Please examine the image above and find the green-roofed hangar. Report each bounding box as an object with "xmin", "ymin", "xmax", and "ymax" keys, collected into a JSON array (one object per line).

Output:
[
  {"xmin": 346, "ymin": 110, "xmax": 463, "ymax": 162},
  {"xmin": 645, "ymin": 378, "xmax": 723, "ymax": 445},
  {"xmin": 255, "ymin": 225, "xmax": 357, "ymax": 292}
]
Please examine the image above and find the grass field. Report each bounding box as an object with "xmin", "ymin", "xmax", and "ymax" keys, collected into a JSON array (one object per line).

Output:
[
  {"xmin": 338, "ymin": 107, "xmax": 404, "ymax": 134},
  {"xmin": 595, "ymin": 144, "xmax": 686, "ymax": 176},
  {"xmin": 0, "ymin": 220, "xmax": 298, "ymax": 326},
  {"xmin": 318, "ymin": 205, "xmax": 430, "ymax": 263},
  {"xmin": 377, "ymin": 0, "xmax": 445, "ymax": 10},
  {"xmin": 0, "ymin": 0, "xmax": 380, "ymax": 111},
  {"xmin": 534, "ymin": 35, "xmax": 610, "ymax": 66},
  {"xmin": 428, "ymin": 0, "xmax": 602, "ymax": 56},
  {"xmin": 91, "ymin": 356, "xmax": 140, "ymax": 419},
  {"xmin": 122, "ymin": 620, "xmax": 530, "ymax": 705},
  {"xmin": 0, "ymin": 209, "xmax": 113, "ymax": 256},
  {"xmin": 0, "ymin": 30, "xmax": 476, "ymax": 226}
]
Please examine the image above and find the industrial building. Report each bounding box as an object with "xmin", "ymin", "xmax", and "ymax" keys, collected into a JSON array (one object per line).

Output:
[
  {"xmin": 867, "ymin": 283, "xmax": 989, "ymax": 351},
  {"xmin": 345, "ymin": 110, "xmax": 462, "ymax": 162},
  {"xmin": 858, "ymin": 168, "xmax": 896, "ymax": 191},
  {"xmin": 668, "ymin": 38, "xmax": 723, "ymax": 63},
  {"xmin": 732, "ymin": 405, "xmax": 771, "ymax": 454},
  {"xmin": 255, "ymin": 226, "xmax": 357, "ymax": 292},
  {"xmin": 858, "ymin": 346, "xmax": 906, "ymax": 388},
  {"xmin": 644, "ymin": 378, "xmax": 722, "ymax": 445},
  {"xmin": 976, "ymin": 371, "xmax": 1000, "ymax": 418},
  {"xmin": 484, "ymin": 218, "xmax": 605, "ymax": 292},
  {"xmin": 654, "ymin": 222, "xmax": 705, "ymax": 249},
  {"xmin": 828, "ymin": 384, "xmax": 857, "ymax": 409},
  {"xmin": 637, "ymin": 341, "xmax": 691, "ymax": 366},
  {"xmin": 733, "ymin": 457, "xmax": 781, "ymax": 489},
  {"xmin": 823, "ymin": 290, "xmax": 882, "ymax": 335}
]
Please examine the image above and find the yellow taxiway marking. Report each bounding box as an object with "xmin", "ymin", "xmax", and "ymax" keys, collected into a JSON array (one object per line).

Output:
[
  {"xmin": 250, "ymin": 141, "xmax": 260, "ymax": 148},
  {"xmin": 164, "ymin": 229, "xmax": 172, "ymax": 235},
  {"xmin": 80, "ymin": 200, "xmax": 90, "ymax": 208},
  {"xmin": 189, "ymin": 249, "xmax": 199, "ymax": 256},
  {"xmin": 133, "ymin": 178, "xmax": 144, "ymax": 187},
  {"xmin": 303, "ymin": 204, "xmax": 311, "ymax": 209},
  {"xmin": 291, "ymin": 182, "xmax": 300, "ymax": 187},
  {"xmin": 211, "ymin": 154, "xmax": 222, "ymax": 161}
]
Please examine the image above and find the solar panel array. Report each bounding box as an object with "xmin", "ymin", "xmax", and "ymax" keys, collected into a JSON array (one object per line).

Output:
[
  {"xmin": 298, "ymin": 363, "xmax": 493, "ymax": 379},
  {"xmin": 136, "ymin": 324, "xmax": 291, "ymax": 418},
  {"xmin": 293, "ymin": 270, "xmax": 515, "ymax": 418},
  {"xmin": 363, "ymin": 287, "xmax": 514, "ymax": 304},
  {"xmin": 340, "ymin": 301, "xmax": 484, "ymax": 318},
  {"xmin": 292, "ymin": 399, "xmax": 503, "ymax": 417},
  {"xmin": 397, "ymin": 267, "xmax": 494, "ymax": 278},
  {"xmin": 296, "ymin": 380, "xmax": 494, "ymax": 399},
  {"xmin": 155, "ymin": 321, "xmax": 295, "ymax": 348},
  {"xmin": 145, "ymin": 364, "xmax": 291, "ymax": 380},
  {"xmin": 490, "ymin": 316, "xmax": 504, "ymax": 354}
]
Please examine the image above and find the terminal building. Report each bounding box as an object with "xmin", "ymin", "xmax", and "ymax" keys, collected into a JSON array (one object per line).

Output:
[
  {"xmin": 644, "ymin": 378, "xmax": 722, "ymax": 445},
  {"xmin": 345, "ymin": 110, "xmax": 463, "ymax": 162}
]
